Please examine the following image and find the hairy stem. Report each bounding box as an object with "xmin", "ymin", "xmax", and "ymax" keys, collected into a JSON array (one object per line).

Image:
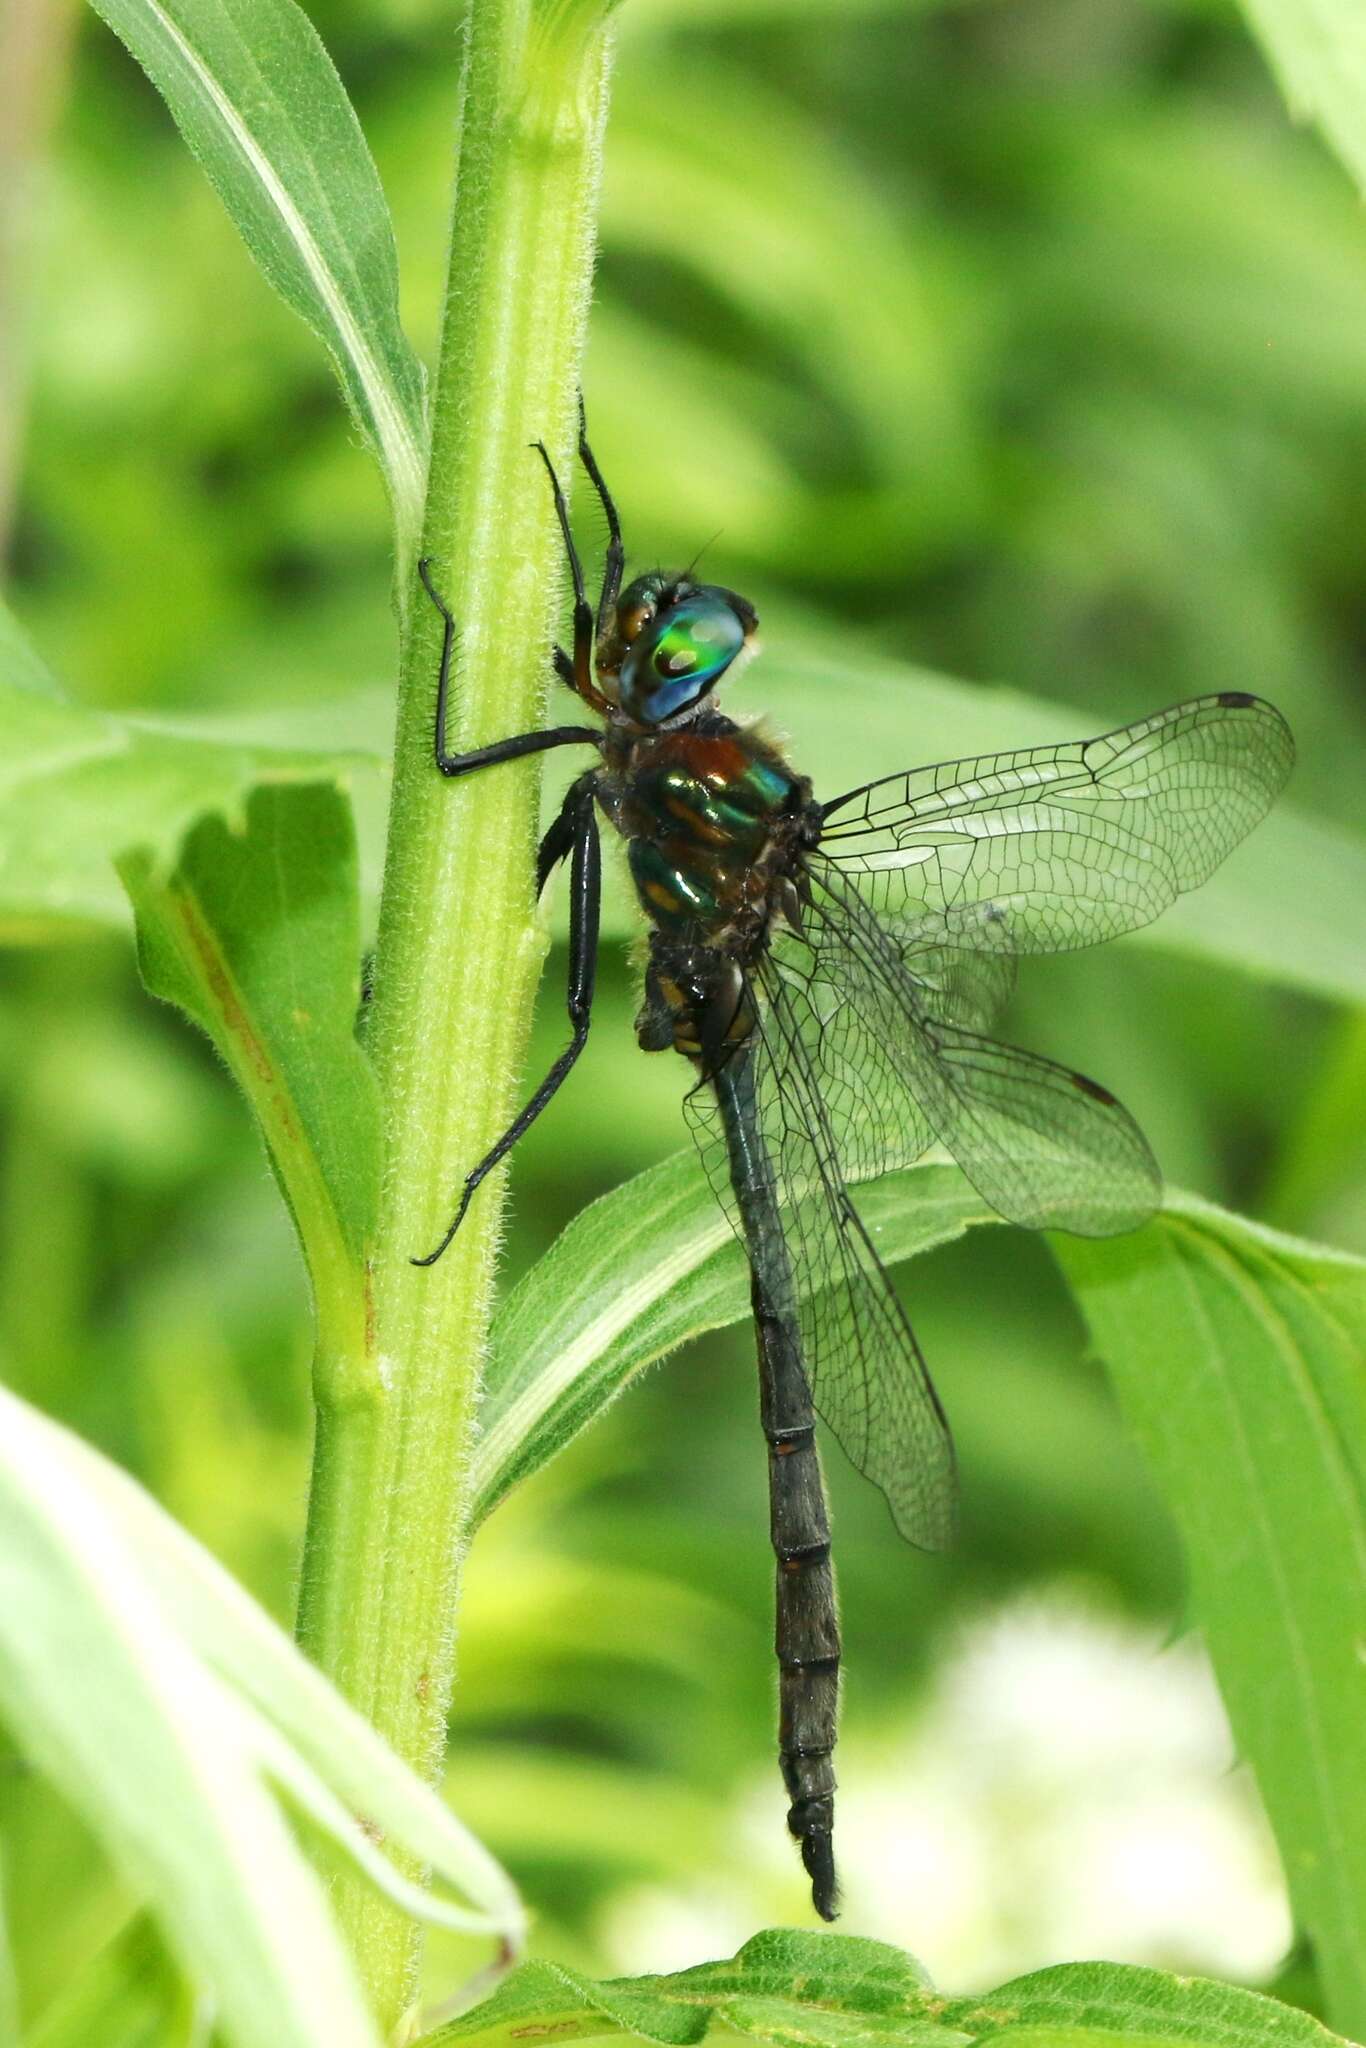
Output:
[{"xmin": 295, "ymin": 0, "xmax": 616, "ymax": 2029}]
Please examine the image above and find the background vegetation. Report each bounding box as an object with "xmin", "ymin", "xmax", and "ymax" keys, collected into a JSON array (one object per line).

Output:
[{"xmin": 1, "ymin": 0, "xmax": 1364, "ymax": 2037}]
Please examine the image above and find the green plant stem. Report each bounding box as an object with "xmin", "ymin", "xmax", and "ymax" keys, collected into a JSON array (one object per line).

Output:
[{"xmin": 295, "ymin": 0, "xmax": 615, "ymax": 2030}]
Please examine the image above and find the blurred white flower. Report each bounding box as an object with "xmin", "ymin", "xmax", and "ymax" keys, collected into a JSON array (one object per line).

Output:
[
  {"xmin": 600, "ymin": 1885, "xmax": 758, "ymax": 1979},
  {"xmin": 828, "ymin": 1592, "xmax": 1292, "ymax": 1987}
]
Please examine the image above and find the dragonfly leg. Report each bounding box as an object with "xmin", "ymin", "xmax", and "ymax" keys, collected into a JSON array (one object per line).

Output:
[
  {"xmin": 576, "ymin": 395, "xmax": 624, "ymax": 637},
  {"xmin": 533, "ymin": 441, "xmax": 608, "ymax": 713},
  {"xmin": 535, "ymin": 780, "xmax": 588, "ymax": 895},
  {"xmin": 418, "ymin": 559, "xmax": 599, "ymax": 775},
  {"xmin": 412, "ymin": 776, "xmax": 602, "ymax": 1268}
]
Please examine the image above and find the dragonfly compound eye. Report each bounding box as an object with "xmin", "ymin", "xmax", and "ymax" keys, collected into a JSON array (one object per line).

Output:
[{"xmin": 619, "ymin": 599, "xmax": 746, "ymax": 724}]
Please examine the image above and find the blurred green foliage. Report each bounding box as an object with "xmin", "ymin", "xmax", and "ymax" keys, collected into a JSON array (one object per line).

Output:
[{"xmin": 2, "ymin": 0, "xmax": 1364, "ymax": 2031}]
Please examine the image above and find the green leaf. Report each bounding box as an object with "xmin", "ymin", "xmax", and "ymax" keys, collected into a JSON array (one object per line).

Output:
[
  {"xmin": 0, "ymin": 597, "xmax": 63, "ymax": 700},
  {"xmin": 58, "ymin": 1388, "xmax": 525, "ymax": 1946},
  {"xmin": 939, "ymin": 1959, "xmax": 1338, "ymax": 2048},
  {"xmin": 119, "ymin": 783, "xmax": 382, "ymax": 1369},
  {"xmin": 1235, "ymin": 1, "xmax": 1366, "ymax": 201},
  {"xmin": 0, "ymin": 1852, "xmax": 17, "ymax": 2048},
  {"xmin": 0, "ymin": 608, "xmax": 382, "ymax": 940},
  {"xmin": 472, "ymin": 1154, "xmax": 995, "ymax": 1526},
  {"xmin": 0, "ymin": 1385, "xmax": 522, "ymax": 2048},
  {"xmin": 1058, "ymin": 1209, "xmax": 1366, "ymax": 2041},
  {"xmin": 26, "ymin": 1917, "xmax": 202, "ymax": 2048},
  {"xmin": 971, "ymin": 2036, "xmax": 1187, "ymax": 2048},
  {"xmin": 80, "ymin": 0, "xmax": 427, "ymax": 559},
  {"xmin": 427, "ymin": 1930, "xmax": 1346, "ymax": 2048},
  {"xmin": 427, "ymin": 1928, "xmax": 938, "ymax": 2048}
]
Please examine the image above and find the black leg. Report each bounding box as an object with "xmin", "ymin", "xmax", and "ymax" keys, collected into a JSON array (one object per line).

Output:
[
  {"xmin": 577, "ymin": 395, "xmax": 624, "ymax": 637},
  {"xmin": 412, "ymin": 778, "xmax": 602, "ymax": 1268},
  {"xmin": 533, "ymin": 442, "xmax": 601, "ymax": 710},
  {"xmin": 535, "ymin": 792, "xmax": 579, "ymax": 896},
  {"xmin": 418, "ymin": 558, "xmax": 598, "ymax": 774}
]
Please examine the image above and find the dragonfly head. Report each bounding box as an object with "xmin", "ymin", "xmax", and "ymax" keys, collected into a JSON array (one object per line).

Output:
[{"xmin": 602, "ymin": 573, "xmax": 758, "ymax": 728}]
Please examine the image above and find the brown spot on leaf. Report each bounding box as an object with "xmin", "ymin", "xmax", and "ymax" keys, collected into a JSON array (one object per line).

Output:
[{"xmin": 174, "ymin": 889, "xmax": 298, "ymax": 1140}]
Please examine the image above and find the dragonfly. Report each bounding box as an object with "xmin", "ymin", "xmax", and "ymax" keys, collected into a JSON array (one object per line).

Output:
[{"xmin": 412, "ymin": 412, "xmax": 1294, "ymax": 1919}]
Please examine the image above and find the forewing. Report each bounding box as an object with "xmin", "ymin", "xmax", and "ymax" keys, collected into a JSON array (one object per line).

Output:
[
  {"xmin": 816, "ymin": 693, "xmax": 1293, "ymax": 955},
  {"xmin": 684, "ymin": 951, "xmax": 956, "ymax": 1552},
  {"xmin": 809, "ymin": 869, "xmax": 1161, "ymax": 1236}
]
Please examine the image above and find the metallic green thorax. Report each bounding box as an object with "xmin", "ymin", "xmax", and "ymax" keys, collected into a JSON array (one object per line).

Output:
[{"xmin": 616, "ymin": 726, "xmax": 809, "ymax": 936}]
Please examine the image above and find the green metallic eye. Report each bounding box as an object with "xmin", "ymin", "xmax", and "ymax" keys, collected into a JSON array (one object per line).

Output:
[{"xmin": 620, "ymin": 599, "xmax": 745, "ymax": 724}]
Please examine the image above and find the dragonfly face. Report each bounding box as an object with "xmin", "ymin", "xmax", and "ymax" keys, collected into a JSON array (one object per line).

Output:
[
  {"xmin": 599, "ymin": 571, "xmax": 758, "ymax": 727},
  {"xmin": 414, "ymin": 419, "xmax": 1295, "ymax": 1924}
]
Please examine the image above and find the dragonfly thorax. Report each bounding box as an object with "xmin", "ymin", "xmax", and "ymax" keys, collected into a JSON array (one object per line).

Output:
[
  {"xmin": 606, "ymin": 716, "xmax": 815, "ymax": 924},
  {"xmin": 602, "ymin": 714, "xmax": 819, "ymax": 1066}
]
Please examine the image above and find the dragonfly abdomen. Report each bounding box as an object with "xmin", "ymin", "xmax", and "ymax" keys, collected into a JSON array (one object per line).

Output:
[
  {"xmin": 718, "ymin": 1052, "xmax": 844, "ymax": 1921},
  {"xmin": 771, "ymin": 1437, "xmax": 842, "ymax": 1922},
  {"xmin": 763, "ymin": 1336, "xmax": 842, "ymax": 1921}
]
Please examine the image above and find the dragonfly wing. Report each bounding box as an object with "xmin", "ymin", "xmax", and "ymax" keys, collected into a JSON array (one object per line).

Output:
[
  {"xmin": 685, "ymin": 952, "xmax": 956, "ymax": 1552},
  {"xmin": 811, "ymin": 869, "xmax": 1161, "ymax": 1236},
  {"xmin": 896, "ymin": 936, "xmax": 1017, "ymax": 1033},
  {"xmin": 815, "ymin": 692, "xmax": 1293, "ymax": 955}
]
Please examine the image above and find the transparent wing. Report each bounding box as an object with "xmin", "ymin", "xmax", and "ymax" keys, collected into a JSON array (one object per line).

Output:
[
  {"xmin": 679, "ymin": 847, "xmax": 1161, "ymax": 1546},
  {"xmin": 816, "ymin": 692, "xmax": 1293, "ymax": 955},
  {"xmin": 684, "ymin": 950, "xmax": 956, "ymax": 1552},
  {"xmin": 901, "ymin": 939, "xmax": 1017, "ymax": 1033},
  {"xmin": 808, "ymin": 868, "xmax": 1161, "ymax": 1235}
]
